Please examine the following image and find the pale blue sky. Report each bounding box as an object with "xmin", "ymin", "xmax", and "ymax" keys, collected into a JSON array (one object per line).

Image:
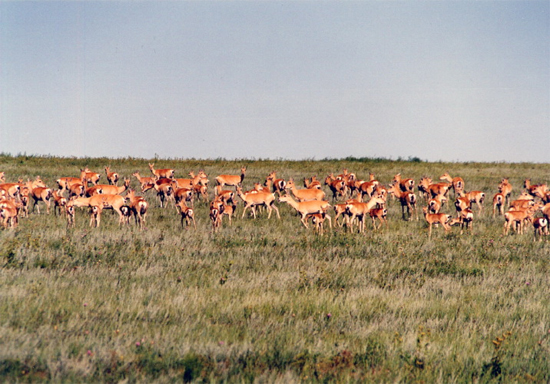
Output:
[{"xmin": 1, "ymin": 1, "xmax": 549, "ymax": 162}]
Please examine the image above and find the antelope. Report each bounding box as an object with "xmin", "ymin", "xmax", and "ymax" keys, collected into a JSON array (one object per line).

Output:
[
  {"xmin": 440, "ymin": 172, "xmax": 465, "ymax": 196},
  {"xmin": 344, "ymin": 197, "xmax": 386, "ymax": 233},
  {"xmin": 392, "ymin": 173, "xmax": 415, "ymax": 193},
  {"xmin": 0, "ymin": 204, "xmax": 18, "ymax": 228},
  {"xmin": 68, "ymin": 183, "xmax": 86, "ymax": 199},
  {"xmin": 88, "ymin": 204, "xmax": 103, "ymax": 228},
  {"xmin": 91, "ymin": 178, "xmax": 131, "ymax": 196},
  {"xmin": 193, "ymin": 183, "xmax": 209, "ymax": 202},
  {"xmin": 149, "ymin": 163, "xmax": 175, "ymax": 179},
  {"xmin": 498, "ymin": 178, "xmax": 513, "ymax": 203},
  {"xmin": 104, "ymin": 166, "xmax": 119, "ymax": 186},
  {"xmin": 220, "ymin": 200, "xmax": 238, "ymax": 225},
  {"xmin": 120, "ymin": 205, "xmax": 132, "ymax": 225},
  {"xmin": 65, "ymin": 203, "xmax": 75, "ymax": 228},
  {"xmin": 266, "ymin": 172, "xmax": 286, "ymax": 196},
  {"xmin": 303, "ymin": 176, "xmax": 322, "ymax": 190},
  {"xmin": 325, "ymin": 175, "xmax": 347, "ymax": 201},
  {"xmin": 56, "ymin": 170, "xmax": 87, "ymax": 191},
  {"xmin": 209, "ymin": 204, "xmax": 222, "ymax": 233},
  {"xmin": 492, "ymin": 193, "xmax": 506, "ymax": 217},
  {"xmin": 503, "ymin": 205, "xmax": 539, "ymax": 235},
  {"xmin": 418, "ymin": 177, "xmax": 433, "ymax": 200},
  {"xmin": 369, "ymin": 207, "xmax": 388, "ymax": 230},
  {"xmin": 279, "ymin": 195, "xmax": 331, "ymax": 228},
  {"xmin": 133, "ymin": 171, "xmax": 158, "ymax": 190},
  {"xmin": 126, "ymin": 189, "xmax": 148, "ymax": 229},
  {"xmin": 333, "ymin": 203, "xmax": 350, "ymax": 227},
  {"xmin": 84, "ymin": 185, "xmax": 104, "ymax": 197},
  {"xmin": 355, "ymin": 180, "xmax": 379, "ymax": 202},
  {"xmin": 81, "ymin": 168, "xmax": 101, "ymax": 186},
  {"xmin": 174, "ymin": 187, "xmax": 194, "ymax": 206},
  {"xmin": 176, "ymin": 201, "xmax": 196, "ymax": 229},
  {"xmin": 29, "ymin": 183, "xmax": 53, "ymax": 214},
  {"xmin": 215, "ymin": 166, "xmax": 246, "ymax": 191},
  {"xmin": 286, "ymin": 179, "xmax": 326, "ymax": 202},
  {"xmin": 450, "ymin": 208, "xmax": 474, "ymax": 234},
  {"xmin": 509, "ymin": 199, "xmax": 535, "ymax": 211},
  {"xmin": 459, "ymin": 190, "xmax": 485, "ymax": 214},
  {"xmin": 532, "ymin": 217, "xmax": 548, "ymax": 241},
  {"xmin": 427, "ymin": 195, "xmax": 447, "ymax": 214},
  {"xmin": 236, "ymin": 186, "xmax": 280, "ymax": 219},
  {"xmin": 306, "ymin": 211, "xmax": 332, "ymax": 234},
  {"xmin": 418, "ymin": 177, "xmax": 450, "ymax": 200},
  {"xmin": 422, "ymin": 207, "xmax": 452, "ymax": 239},
  {"xmin": 524, "ymin": 179, "xmax": 547, "ymax": 200},
  {"xmin": 175, "ymin": 171, "xmax": 206, "ymax": 190},
  {"xmin": 388, "ymin": 183, "xmax": 418, "ymax": 221},
  {"xmin": 142, "ymin": 178, "xmax": 175, "ymax": 208},
  {"xmin": 0, "ymin": 183, "xmax": 21, "ymax": 199},
  {"xmin": 69, "ymin": 194, "xmax": 127, "ymax": 225},
  {"xmin": 51, "ymin": 190, "xmax": 68, "ymax": 216}
]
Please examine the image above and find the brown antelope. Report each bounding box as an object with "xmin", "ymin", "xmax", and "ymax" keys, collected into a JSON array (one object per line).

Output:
[
  {"xmin": 418, "ymin": 177, "xmax": 450, "ymax": 200},
  {"xmin": 81, "ymin": 168, "xmax": 101, "ymax": 186},
  {"xmin": 104, "ymin": 166, "xmax": 119, "ymax": 185},
  {"xmin": 29, "ymin": 184, "xmax": 53, "ymax": 214},
  {"xmin": 492, "ymin": 193, "xmax": 505, "ymax": 217},
  {"xmin": 388, "ymin": 183, "xmax": 418, "ymax": 221},
  {"xmin": 279, "ymin": 195, "xmax": 331, "ymax": 228},
  {"xmin": 209, "ymin": 203, "xmax": 222, "ymax": 233},
  {"xmin": 51, "ymin": 190, "xmax": 68, "ymax": 216},
  {"xmin": 427, "ymin": 195, "xmax": 447, "ymax": 214},
  {"xmin": 503, "ymin": 205, "xmax": 539, "ymax": 235},
  {"xmin": 220, "ymin": 200, "xmax": 238, "ymax": 225},
  {"xmin": 174, "ymin": 187, "xmax": 194, "ymax": 206},
  {"xmin": 532, "ymin": 217, "xmax": 548, "ymax": 241},
  {"xmin": 65, "ymin": 203, "xmax": 75, "ymax": 228},
  {"xmin": 142, "ymin": 178, "xmax": 175, "ymax": 208},
  {"xmin": 392, "ymin": 173, "xmax": 415, "ymax": 193},
  {"xmin": 369, "ymin": 207, "xmax": 388, "ymax": 230},
  {"xmin": 422, "ymin": 207, "xmax": 452, "ymax": 239},
  {"xmin": 459, "ymin": 190, "xmax": 485, "ymax": 214},
  {"xmin": 149, "ymin": 163, "xmax": 175, "ymax": 179},
  {"xmin": 524, "ymin": 179, "xmax": 547, "ymax": 200},
  {"xmin": 176, "ymin": 201, "xmax": 196, "ymax": 229},
  {"xmin": 69, "ymin": 194, "xmax": 127, "ymax": 225},
  {"xmin": 215, "ymin": 166, "xmax": 246, "ymax": 191},
  {"xmin": 88, "ymin": 204, "xmax": 103, "ymax": 228},
  {"xmin": 126, "ymin": 189, "xmax": 148, "ymax": 229},
  {"xmin": 91, "ymin": 178, "xmax": 131, "ymax": 196},
  {"xmin": 344, "ymin": 197, "xmax": 386, "ymax": 233},
  {"xmin": 266, "ymin": 172, "xmax": 286, "ymax": 196},
  {"xmin": 325, "ymin": 175, "xmax": 347, "ymax": 201},
  {"xmin": 133, "ymin": 171, "xmax": 158, "ymax": 190},
  {"xmin": 56, "ymin": 170, "xmax": 86, "ymax": 191},
  {"xmin": 418, "ymin": 176, "xmax": 432, "ymax": 200},
  {"xmin": 355, "ymin": 180, "xmax": 379, "ymax": 202},
  {"xmin": 509, "ymin": 199, "xmax": 535, "ymax": 211},
  {"xmin": 286, "ymin": 179, "xmax": 326, "ymax": 202},
  {"xmin": 0, "ymin": 204, "xmax": 19, "ymax": 228},
  {"xmin": 303, "ymin": 176, "xmax": 322, "ymax": 190},
  {"xmin": 333, "ymin": 203, "xmax": 350, "ymax": 227},
  {"xmin": 498, "ymin": 178, "xmax": 513, "ymax": 204},
  {"xmin": 84, "ymin": 185, "xmax": 104, "ymax": 197},
  {"xmin": 0, "ymin": 183, "xmax": 21, "ymax": 199},
  {"xmin": 175, "ymin": 171, "xmax": 207, "ymax": 190},
  {"xmin": 236, "ymin": 186, "xmax": 280, "ymax": 219},
  {"xmin": 450, "ymin": 208, "xmax": 474, "ymax": 234},
  {"xmin": 306, "ymin": 211, "xmax": 332, "ymax": 234},
  {"xmin": 193, "ymin": 183, "xmax": 209, "ymax": 201},
  {"xmin": 68, "ymin": 183, "xmax": 86, "ymax": 199},
  {"xmin": 440, "ymin": 172, "xmax": 465, "ymax": 196}
]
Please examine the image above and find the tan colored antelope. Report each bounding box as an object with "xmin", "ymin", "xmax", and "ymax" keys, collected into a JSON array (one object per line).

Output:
[
  {"xmin": 492, "ymin": 193, "xmax": 505, "ymax": 217},
  {"xmin": 0, "ymin": 205, "xmax": 19, "ymax": 228},
  {"xmin": 325, "ymin": 175, "xmax": 347, "ymax": 201},
  {"xmin": 0, "ymin": 183, "xmax": 21, "ymax": 199},
  {"xmin": 57, "ymin": 170, "xmax": 87, "ymax": 191},
  {"xmin": 532, "ymin": 217, "xmax": 548, "ymax": 241},
  {"xmin": 91, "ymin": 178, "xmax": 131, "ymax": 196},
  {"xmin": 503, "ymin": 205, "xmax": 539, "ymax": 235},
  {"xmin": 133, "ymin": 171, "xmax": 158, "ymax": 190},
  {"xmin": 69, "ymin": 194, "xmax": 127, "ymax": 225},
  {"xmin": 450, "ymin": 208, "xmax": 474, "ymax": 234},
  {"xmin": 524, "ymin": 179, "xmax": 547, "ymax": 200},
  {"xmin": 81, "ymin": 168, "xmax": 101, "ymax": 186},
  {"xmin": 126, "ymin": 189, "xmax": 148, "ymax": 229},
  {"xmin": 29, "ymin": 184, "xmax": 53, "ymax": 214},
  {"xmin": 236, "ymin": 186, "xmax": 280, "ymax": 219},
  {"xmin": 149, "ymin": 163, "xmax": 175, "ymax": 179},
  {"xmin": 266, "ymin": 171, "xmax": 286, "ymax": 196},
  {"xmin": 459, "ymin": 190, "xmax": 485, "ymax": 214},
  {"xmin": 176, "ymin": 201, "xmax": 196, "ymax": 229},
  {"xmin": 392, "ymin": 173, "xmax": 415, "ymax": 193},
  {"xmin": 440, "ymin": 172, "xmax": 465, "ymax": 196},
  {"xmin": 388, "ymin": 183, "xmax": 418, "ymax": 221},
  {"xmin": 286, "ymin": 178, "xmax": 326, "ymax": 202},
  {"xmin": 498, "ymin": 178, "xmax": 513, "ymax": 204},
  {"xmin": 104, "ymin": 166, "xmax": 119, "ymax": 185},
  {"xmin": 427, "ymin": 195, "xmax": 447, "ymax": 214},
  {"xmin": 215, "ymin": 166, "xmax": 246, "ymax": 191},
  {"xmin": 279, "ymin": 195, "xmax": 331, "ymax": 228},
  {"xmin": 306, "ymin": 211, "xmax": 332, "ymax": 234},
  {"xmin": 422, "ymin": 207, "xmax": 452, "ymax": 239},
  {"xmin": 344, "ymin": 197, "xmax": 386, "ymax": 233},
  {"xmin": 369, "ymin": 207, "xmax": 388, "ymax": 230},
  {"xmin": 52, "ymin": 190, "xmax": 68, "ymax": 216}
]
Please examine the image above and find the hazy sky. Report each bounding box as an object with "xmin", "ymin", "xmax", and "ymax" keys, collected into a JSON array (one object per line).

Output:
[{"xmin": 1, "ymin": 1, "xmax": 549, "ymax": 162}]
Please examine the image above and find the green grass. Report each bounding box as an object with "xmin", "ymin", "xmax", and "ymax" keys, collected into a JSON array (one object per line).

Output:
[{"xmin": 1, "ymin": 154, "xmax": 549, "ymax": 382}]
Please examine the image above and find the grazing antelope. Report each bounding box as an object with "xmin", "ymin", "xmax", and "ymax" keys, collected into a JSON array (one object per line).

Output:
[
  {"xmin": 126, "ymin": 189, "xmax": 148, "ymax": 229},
  {"xmin": 492, "ymin": 193, "xmax": 506, "ymax": 217},
  {"xmin": 279, "ymin": 195, "xmax": 331, "ymax": 228},
  {"xmin": 176, "ymin": 201, "xmax": 196, "ymax": 229},
  {"xmin": 104, "ymin": 166, "xmax": 119, "ymax": 186},
  {"xmin": 392, "ymin": 173, "xmax": 415, "ymax": 193},
  {"xmin": 440, "ymin": 172, "xmax": 465, "ymax": 196},
  {"xmin": 81, "ymin": 168, "xmax": 101, "ymax": 186},
  {"xmin": 149, "ymin": 163, "xmax": 175, "ymax": 179},
  {"xmin": 236, "ymin": 186, "xmax": 280, "ymax": 219},
  {"xmin": 215, "ymin": 166, "xmax": 246, "ymax": 191},
  {"xmin": 344, "ymin": 197, "xmax": 386, "ymax": 233},
  {"xmin": 422, "ymin": 207, "xmax": 452, "ymax": 239},
  {"xmin": 388, "ymin": 183, "xmax": 418, "ymax": 221},
  {"xmin": 532, "ymin": 217, "xmax": 548, "ymax": 241},
  {"xmin": 286, "ymin": 179, "xmax": 326, "ymax": 202}
]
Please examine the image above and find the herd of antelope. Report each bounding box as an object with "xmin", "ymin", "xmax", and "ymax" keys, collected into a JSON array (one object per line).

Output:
[{"xmin": 0, "ymin": 165, "xmax": 549, "ymax": 240}]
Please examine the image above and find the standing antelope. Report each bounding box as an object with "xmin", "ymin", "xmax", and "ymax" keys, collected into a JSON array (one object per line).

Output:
[
  {"xmin": 133, "ymin": 171, "xmax": 158, "ymax": 190},
  {"xmin": 344, "ymin": 197, "xmax": 386, "ymax": 233},
  {"xmin": 126, "ymin": 189, "xmax": 148, "ymax": 229},
  {"xmin": 104, "ymin": 166, "xmax": 119, "ymax": 185},
  {"xmin": 279, "ymin": 195, "xmax": 331, "ymax": 228},
  {"xmin": 176, "ymin": 201, "xmax": 196, "ymax": 229},
  {"xmin": 265, "ymin": 172, "xmax": 286, "ymax": 196},
  {"xmin": 388, "ymin": 183, "xmax": 418, "ymax": 221},
  {"xmin": 440, "ymin": 172, "xmax": 465, "ymax": 196},
  {"xmin": 422, "ymin": 207, "xmax": 453, "ymax": 239},
  {"xmin": 149, "ymin": 163, "xmax": 175, "ymax": 179},
  {"xmin": 498, "ymin": 178, "xmax": 513, "ymax": 204},
  {"xmin": 392, "ymin": 173, "xmax": 415, "ymax": 193},
  {"xmin": 286, "ymin": 179, "xmax": 326, "ymax": 202},
  {"xmin": 459, "ymin": 191, "xmax": 485, "ymax": 214},
  {"xmin": 532, "ymin": 217, "xmax": 548, "ymax": 242},
  {"xmin": 215, "ymin": 166, "xmax": 246, "ymax": 192},
  {"xmin": 493, "ymin": 193, "xmax": 506, "ymax": 217},
  {"xmin": 236, "ymin": 186, "xmax": 280, "ymax": 219},
  {"xmin": 306, "ymin": 211, "xmax": 332, "ymax": 234},
  {"xmin": 81, "ymin": 168, "xmax": 101, "ymax": 186}
]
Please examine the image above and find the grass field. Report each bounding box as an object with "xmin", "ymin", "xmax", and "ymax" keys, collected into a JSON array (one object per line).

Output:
[{"xmin": 1, "ymin": 154, "xmax": 549, "ymax": 383}]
